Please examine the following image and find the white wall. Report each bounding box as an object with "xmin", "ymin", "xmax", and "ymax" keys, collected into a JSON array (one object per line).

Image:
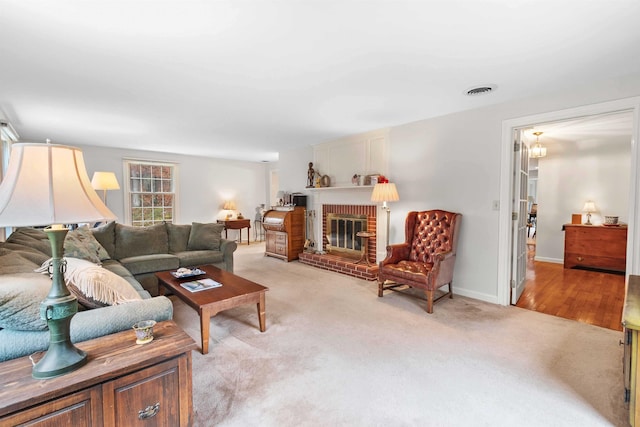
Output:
[
  {"xmin": 78, "ymin": 144, "xmax": 270, "ymax": 240},
  {"xmin": 278, "ymin": 72, "xmax": 640, "ymax": 304},
  {"xmin": 535, "ymin": 136, "xmax": 631, "ymax": 263}
]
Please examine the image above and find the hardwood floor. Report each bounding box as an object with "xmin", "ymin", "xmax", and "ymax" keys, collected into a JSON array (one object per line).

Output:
[{"xmin": 515, "ymin": 241, "xmax": 625, "ymax": 331}]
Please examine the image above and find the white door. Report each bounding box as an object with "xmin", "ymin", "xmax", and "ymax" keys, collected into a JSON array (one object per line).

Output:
[{"xmin": 511, "ymin": 129, "xmax": 529, "ymax": 304}]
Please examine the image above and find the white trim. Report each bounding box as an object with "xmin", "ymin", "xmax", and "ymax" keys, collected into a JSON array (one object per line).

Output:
[
  {"xmin": 533, "ymin": 257, "xmax": 563, "ymax": 264},
  {"xmin": 498, "ymin": 96, "xmax": 640, "ymax": 306},
  {"xmin": 455, "ymin": 287, "xmax": 499, "ymax": 305}
]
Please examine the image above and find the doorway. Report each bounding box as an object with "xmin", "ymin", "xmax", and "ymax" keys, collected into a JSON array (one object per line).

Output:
[{"xmin": 497, "ymin": 97, "xmax": 640, "ymax": 307}]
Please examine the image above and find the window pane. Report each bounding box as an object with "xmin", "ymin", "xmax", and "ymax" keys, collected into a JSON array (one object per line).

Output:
[{"xmin": 126, "ymin": 161, "xmax": 176, "ymax": 226}]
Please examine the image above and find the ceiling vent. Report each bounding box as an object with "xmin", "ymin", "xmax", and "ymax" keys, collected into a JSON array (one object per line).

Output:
[{"xmin": 465, "ymin": 85, "xmax": 497, "ymax": 96}]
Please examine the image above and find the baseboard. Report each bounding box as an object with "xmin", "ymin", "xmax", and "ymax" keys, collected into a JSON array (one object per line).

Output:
[
  {"xmin": 454, "ymin": 287, "xmax": 499, "ymax": 305},
  {"xmin": 534, "ymin": 256, "xmax": 563, "ymax": 264}
]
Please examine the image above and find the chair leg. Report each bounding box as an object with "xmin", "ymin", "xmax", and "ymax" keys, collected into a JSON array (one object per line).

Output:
[
  {"xmin": 378, "ymin": 279, "xmax": 384, "ymax": 297},
  {"xmin": 426, "ymin": 290, "xmax": 434, "ymax": 314},
  {"xmin": 449, "ymin": 282, "xmax": 453, "ymax": 299}
]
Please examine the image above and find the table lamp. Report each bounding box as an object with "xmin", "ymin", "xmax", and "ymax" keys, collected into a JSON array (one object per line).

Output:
[
  {"xmin": 91, "ymin": 171, "xmax": 120, "ymax": 205},
  {"xmin": 223, "ymin": 200, "xmax": 236, "ymax": 219},
  {"xmin": 583, "ymin": 201, "xmax": 597, "ymax": 225},
  {"xmin": 0, "ymin": 142, "xmax": 116, "ymax": 378},
  {"xmin": 371, "ymin": 183, "xmax": 400, "ymax": 247}
]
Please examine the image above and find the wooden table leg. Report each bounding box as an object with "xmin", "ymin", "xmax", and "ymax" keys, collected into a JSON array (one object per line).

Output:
[
  {"xmin": 257, "ymin": 292, "xmax": 266, "ymax": 332},
  {"xmin": 199, "ymin": 308, "xmax": 211, "ymax": 355}
]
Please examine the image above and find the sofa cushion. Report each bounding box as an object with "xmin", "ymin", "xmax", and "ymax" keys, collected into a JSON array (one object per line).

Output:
[
  {"xmin": 91, "ymin": 221, "xmax": 116, "ymax": 259},
  {"xmin": 119, "ymin": 254, "xmax": 180, "ymax": 276},
  {"xmin": 115, "ymin": 223, "xmax": 169, "ymax": 260},
  {"xmin": 0, "ymin": 273, "xmax": 50, "ymax": 331},
  {"xmin": 174, "ymin": 250, "xmax": 224, "ymax": 268},
  {"xmin": 6, "ymin": 228, "xmax": 52, "ymax": 257},
  {"xmin": 64, "ymin": 226, "xmax": 110, "ymax": 264},
  {"xmin": 0, "ymin": 249, "xmax": 41, "ymax": 275},
  {"xmin": 166, "ymin": 223, "xmax": 191, "ymax": 253},
  {"xmin": 187, "ymin": 222, "xmax": 224, "ymax": 251}
]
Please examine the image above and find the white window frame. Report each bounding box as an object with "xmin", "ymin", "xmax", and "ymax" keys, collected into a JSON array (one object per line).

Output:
[{"xmin": 123, "ymin": 159, "xmax": 179, "ymax": 226}]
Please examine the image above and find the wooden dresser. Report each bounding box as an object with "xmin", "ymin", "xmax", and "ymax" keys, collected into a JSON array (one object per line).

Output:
[
  {"xmin": 563, "ymin": 224, "xmax": 627, "ymax": 272},
  {"xmin": 263, "ymin": 206, "xmax": 306, "ymax": 261},
  {"xmin": 0, "ymin": 320, "xmax": 197, "ymax": 426}
]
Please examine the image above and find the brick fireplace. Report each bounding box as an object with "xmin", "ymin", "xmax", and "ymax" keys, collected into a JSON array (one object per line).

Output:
[{"xmin": 299, "ymin": 204, "xmax": 379, "ymax": 280}]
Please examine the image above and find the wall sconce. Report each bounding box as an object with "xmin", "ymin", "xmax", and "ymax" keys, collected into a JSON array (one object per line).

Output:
[
  {"xmin": 583, "ymin": 200, "xmax": 597, "ymax": 225},
  {"xmin": 529, "ymin": 131, "xmax": 547, "ymax": 159}
]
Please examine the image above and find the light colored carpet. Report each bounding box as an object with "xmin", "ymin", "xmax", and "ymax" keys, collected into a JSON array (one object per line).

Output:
[{"xmin": 170, "ymin": 243, "xmax": 627, "ymax": 426}]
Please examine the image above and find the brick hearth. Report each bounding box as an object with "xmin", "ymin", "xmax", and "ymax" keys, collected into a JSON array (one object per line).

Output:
[{"xmin": 299, "ymin": 252, "xmax": 379, "ymax": 281}]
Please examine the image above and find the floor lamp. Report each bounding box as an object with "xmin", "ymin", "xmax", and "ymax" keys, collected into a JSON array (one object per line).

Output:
[
  {"xmin": 0, "ymin": 142, "xmax": 116, "ymax": 378},
  {"xmin": 91, "ymin": 171, "xmax": 120, "ymax": 205},
  {"xmin": 371, "ymin": 183, "xmax": 400, "ymax": 247}
]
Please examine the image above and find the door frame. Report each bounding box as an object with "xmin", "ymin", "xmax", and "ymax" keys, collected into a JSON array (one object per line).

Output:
[{"xmin": 497, "ymin": 96, "xmax": 640, "ymax": 306}]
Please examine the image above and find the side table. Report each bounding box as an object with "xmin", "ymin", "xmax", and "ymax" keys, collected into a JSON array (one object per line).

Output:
[
  {"xmin": 355, "ymin": 231, "xmax": 376, "ymax": 266},
  {"xmin": 217, "ymin": 219, "xmax": 251, "ymax": 245}
]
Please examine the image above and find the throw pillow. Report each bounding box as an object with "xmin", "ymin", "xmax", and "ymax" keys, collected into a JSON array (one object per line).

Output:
[
  {"xmin": 166, "ymin": 223, "xmax": 192, "ymax": 253},
  {"xmin": 115, "ymin": 223, "xmax": 168, "ymax": 259},
  {"xmin": 0, "ymin": 273, "xmax": 50, "ymax": 331},
  {"xmin": 36, "ymin": 258, "xmax": 142, "ymax": 309},
  {"xmin": 187, "ymin": 222, "xmax": 224, "ymax": 251},
  {"xmin": 91, "ymin": 221, "xmax": 116, "ymax": 259},
  {"xmin": 64, "ymin": 226, "xmax": 110, "ymax": 264}
]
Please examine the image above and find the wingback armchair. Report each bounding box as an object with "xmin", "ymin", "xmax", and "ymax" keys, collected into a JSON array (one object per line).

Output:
[{"xmin": 378, "ymin": 210, "xmax": 462, "ymax": 313}]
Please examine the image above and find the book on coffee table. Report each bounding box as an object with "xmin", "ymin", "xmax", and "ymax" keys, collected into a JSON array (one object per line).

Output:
[{"xmin": 180, "ymin": 278, "xmax": 222, "ymax": 293}]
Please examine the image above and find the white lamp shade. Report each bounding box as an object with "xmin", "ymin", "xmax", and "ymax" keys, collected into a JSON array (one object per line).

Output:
[
  {"xmin": 223, "ymin": 200, "xmax": 236, "ymax": 210},
  {"xmin": 371, "ymin": 183, "xmax": 400, "ymax": 202},
  {"xmin": 91, "ymin": 171, "xmax": 120, "ymax": 191},
  {"xmin": 583, "ymin": 201, "xmax": 597, "ymax": 213},
  {"xmin": 0, "ymin": 143, "xmax": 116, "ymax": 226}
]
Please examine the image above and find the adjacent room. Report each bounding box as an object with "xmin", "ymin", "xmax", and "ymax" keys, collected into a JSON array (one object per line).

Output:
[{"xmin": 1, "ymin": 1, "xmax": 640, "ymax": 426}]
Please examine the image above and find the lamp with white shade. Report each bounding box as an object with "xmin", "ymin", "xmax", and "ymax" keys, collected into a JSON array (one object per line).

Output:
[
  {"xmin": 583, "ymin": 201, "xmax": 597, "ymax": 225},
  {"xmin": 91, "ymin": 171, "xmax": 120, "ymax": 205},
  {"xmin": 371, "ymin": 183, "xmax": 400, "ymax": 247},
  {"xmin": 0, "ymin": 142, "xmax": 116, "ymax": 378},
  {"xmin": 223, "ymin": 200, "xmax": 236, "ymax": 219}
]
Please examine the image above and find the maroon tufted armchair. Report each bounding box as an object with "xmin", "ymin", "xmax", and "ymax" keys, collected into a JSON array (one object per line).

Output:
[{"xmin": 378, "ymin": 210, "xmax": 462, "ymax": 313}]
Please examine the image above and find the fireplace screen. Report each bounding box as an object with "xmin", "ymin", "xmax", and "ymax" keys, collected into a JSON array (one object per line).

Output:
[{"xmin": 326, "ymin": 213, "xmax": 367, "ymax": 257}]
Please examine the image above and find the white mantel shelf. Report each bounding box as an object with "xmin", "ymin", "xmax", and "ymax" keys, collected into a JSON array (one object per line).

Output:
[{"xmin": 307, "ymin": 185, "xmax": 374, "ymax": 191}]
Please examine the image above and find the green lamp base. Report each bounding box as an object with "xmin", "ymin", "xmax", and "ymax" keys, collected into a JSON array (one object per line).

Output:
[{"xmin": 32, "ymin": 227, "xmax": 87, "ymax": 379}]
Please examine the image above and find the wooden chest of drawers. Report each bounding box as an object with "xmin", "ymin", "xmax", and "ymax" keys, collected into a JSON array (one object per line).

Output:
[
  {"xmin": 0, "ymin": 321, "xmax": 197, "ymax": 426},
  {"xmin": 563, "ymin": 223, "xmax": 627, "ymax": 272}
]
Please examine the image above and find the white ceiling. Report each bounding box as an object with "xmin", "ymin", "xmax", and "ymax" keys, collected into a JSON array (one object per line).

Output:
[{"xmin": 2, "ymin": 0, "xmax": 640, "ymax": 162}]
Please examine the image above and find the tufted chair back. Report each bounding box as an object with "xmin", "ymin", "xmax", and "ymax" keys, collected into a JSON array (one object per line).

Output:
[{"xmin": 407, "ymin": 210, "xmax": 460, "ymax": 264}]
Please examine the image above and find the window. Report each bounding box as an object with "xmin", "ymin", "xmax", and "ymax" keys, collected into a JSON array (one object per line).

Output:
[{"xmin": 124, "ymin": 160, "xmax": 177, "ymax": 226}]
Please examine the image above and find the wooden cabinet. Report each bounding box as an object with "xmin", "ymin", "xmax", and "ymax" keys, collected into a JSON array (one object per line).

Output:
[
  {"xmin": 563, "ymin": 224, "xmax": 627, "ymax": 272},
  {"xmin": 263, "ymin": 207, "xmax": 305, "ymax": 261},
  {"xmin": 623, "ymin": 275, "xmax": 640, "ymax": 426},
  {"xmin": 0, "ymin": 320, "xmax": 197, "ymax": 426}
]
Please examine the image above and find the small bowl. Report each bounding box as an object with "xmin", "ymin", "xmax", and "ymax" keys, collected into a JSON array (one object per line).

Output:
[
  {"xmin": 604, "ymin": 216, "xmax": 619, "ymax": 225},
  {"xmin": 133, "ymin": 320, "xmax": 156, "ymax": 344}
]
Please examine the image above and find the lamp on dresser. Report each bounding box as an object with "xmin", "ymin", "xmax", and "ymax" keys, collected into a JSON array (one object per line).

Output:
[
  {"xmin": 0, "ymin": 142, "xmax": 116, "ymax": 378},
  {"xmin": 371, "ymin": 182, "xmax": 400, "ymax": 247},
  {"xmin": 583, "ymin": 200, "xmax": 597, "ymax": 225}
]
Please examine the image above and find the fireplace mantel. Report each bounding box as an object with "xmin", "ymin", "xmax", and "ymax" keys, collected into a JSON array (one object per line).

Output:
[{"xmin": 307, "ymin": 185, "xmax": 374, "ymax": 191}]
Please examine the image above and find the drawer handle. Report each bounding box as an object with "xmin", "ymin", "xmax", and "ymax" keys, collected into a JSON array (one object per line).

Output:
[
  {"xmin": 138, "ymin": 402, "xmax": 160, "ymax": 420},
  {"xmin": 577, "ymin": 256, "xmax": 584, "ymax": 261}
]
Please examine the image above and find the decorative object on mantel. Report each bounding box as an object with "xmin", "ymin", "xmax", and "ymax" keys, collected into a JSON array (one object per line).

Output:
[
  {"xmin": 306, "ymin": 162, "xmax": 315, "ymax": 188},
  {"xmin": 0, "ymin": 142, "xmax": 116, "ymax": 379},
  {"xmin": 582, "ymin": 200, "xmax": 597, "ymax": 225},
  {"xmin": 321, "ymin": 175, "xmax": 331, "ymax": 187},
  {"xmin": 371, "ymin": 182, "xmax": 400, "ymax": 247},
  {"xmin": 352, "ymin": 174, "xmax": 362, "ymax": 186}
]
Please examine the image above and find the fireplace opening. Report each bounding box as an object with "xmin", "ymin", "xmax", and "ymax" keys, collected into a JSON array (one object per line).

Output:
[{"xmin": 326, "ymin": 213, "xmax": 367, "ymax": 258}]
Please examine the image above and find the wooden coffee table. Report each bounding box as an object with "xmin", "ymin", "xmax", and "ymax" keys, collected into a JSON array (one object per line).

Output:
[{"xmin": 156, "ymin": 265, "xmax": 268, "ymax": 354}]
